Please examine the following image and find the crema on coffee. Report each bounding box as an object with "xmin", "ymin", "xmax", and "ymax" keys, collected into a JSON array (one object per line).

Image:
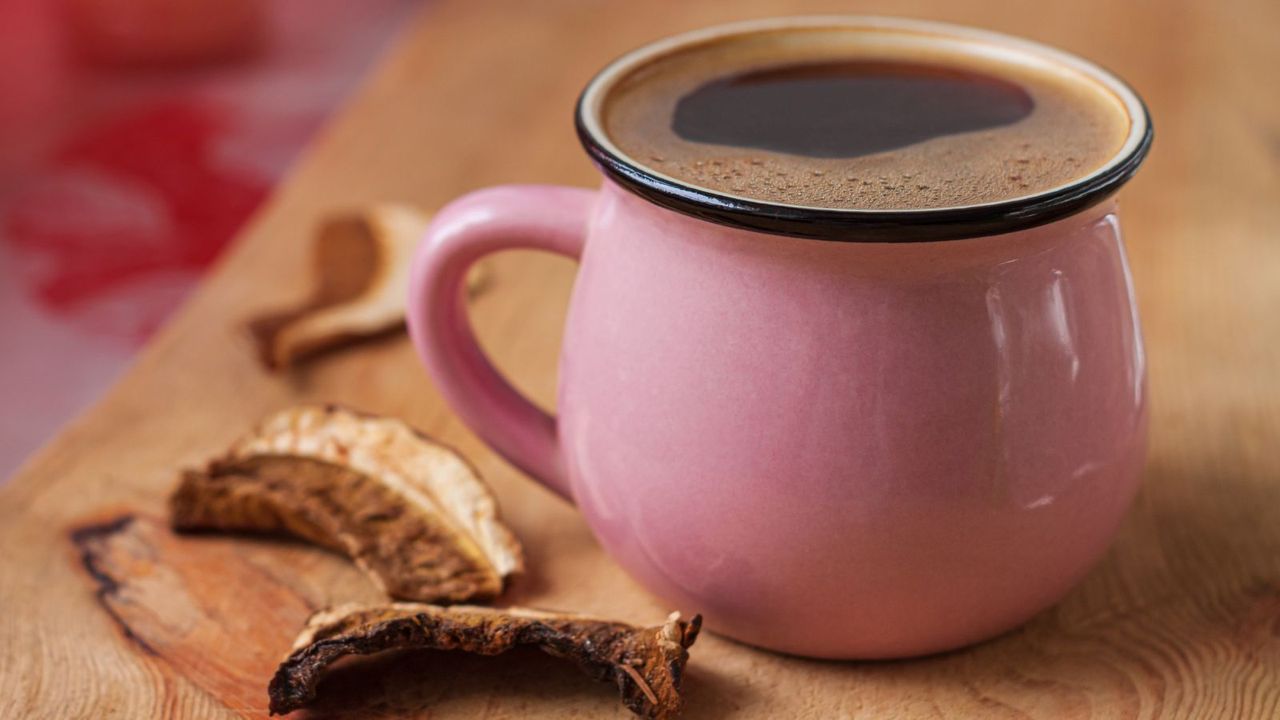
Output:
[{"xmin": 598, "ymin": 25, "xmax": 1132, "ymax": 211}]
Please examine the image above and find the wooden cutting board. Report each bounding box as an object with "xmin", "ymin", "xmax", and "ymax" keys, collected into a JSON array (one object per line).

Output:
[{"xmin": 2, "ymin": 0, "xmax": 1278, "ymax": 717}]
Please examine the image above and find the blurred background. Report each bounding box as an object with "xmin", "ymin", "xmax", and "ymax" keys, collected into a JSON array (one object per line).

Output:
[{"xmin": 0, "ymin": 0, "xmax": 416, "ymax": 477}]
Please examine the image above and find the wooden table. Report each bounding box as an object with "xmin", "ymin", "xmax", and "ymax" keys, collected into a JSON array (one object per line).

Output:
[{"xmin": 3, "ymin": 1, "xmax": 1277, "ymax": 717}]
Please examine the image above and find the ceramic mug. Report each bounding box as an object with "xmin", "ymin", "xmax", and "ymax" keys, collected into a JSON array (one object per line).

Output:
[{"xmin": 407, "ymin": 17, "xmax": 1153, "ymax": 658}]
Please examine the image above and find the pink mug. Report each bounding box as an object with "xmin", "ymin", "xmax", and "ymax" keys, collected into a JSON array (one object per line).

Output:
[{"xmin": 408, "ymin": 17, "xmax": 1152, "ymax": 658}]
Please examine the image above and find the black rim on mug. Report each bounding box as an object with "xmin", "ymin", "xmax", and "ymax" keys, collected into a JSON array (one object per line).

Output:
[{"xmin": 575, "ymin": 17, "xmax": 1153, "ymax": 243}]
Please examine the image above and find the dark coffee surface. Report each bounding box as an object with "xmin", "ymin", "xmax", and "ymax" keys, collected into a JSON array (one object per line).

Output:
[
  {"xmin": 672, "ymin": 60, "xmax": 1034, "ymax": 159},
  {"xmin": 601, "ymin": 28, "xmax": 1130, "ymax": 210}
]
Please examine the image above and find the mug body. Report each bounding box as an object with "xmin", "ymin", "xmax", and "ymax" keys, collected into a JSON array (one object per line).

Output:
[
  {"xmin": 558, "ymin": 180, "xmax": 1147, "ymax": 657},
  {"xmin": 407, "ymin": 16, "xmax": 1154, "ymax": 660}
]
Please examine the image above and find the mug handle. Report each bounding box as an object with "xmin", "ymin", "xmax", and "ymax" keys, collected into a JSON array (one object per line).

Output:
[{"xmin": 407, "ymin": 185, "xmax": 595, "ymax": 502}]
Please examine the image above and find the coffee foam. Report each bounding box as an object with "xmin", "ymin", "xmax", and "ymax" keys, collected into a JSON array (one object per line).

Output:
[{"xmin": 598, "ymin": 26, "xmax": 1132, "ymax": 211}]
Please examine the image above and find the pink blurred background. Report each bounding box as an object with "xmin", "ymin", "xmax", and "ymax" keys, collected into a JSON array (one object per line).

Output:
[{"xmin": 0, "ymin": 0, "xmax": 418, "ymax": 479}]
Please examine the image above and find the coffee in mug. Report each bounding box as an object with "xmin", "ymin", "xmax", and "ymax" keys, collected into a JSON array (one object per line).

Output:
[{"xmin": 601, "ymin": 27, "xmax": 1130, "ymax": 210}]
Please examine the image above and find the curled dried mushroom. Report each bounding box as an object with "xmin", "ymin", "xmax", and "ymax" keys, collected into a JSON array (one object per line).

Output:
[
  {"xmin": 269, "ymin": 602, "xmax": 701, "ymax": 719},
  {"xmin": 250, "ymin": 205, "xmax": 489, "ymax": 370},
  {"xmin": 170, "ymin": 404, "xmax": 522, "ymax": 603}
]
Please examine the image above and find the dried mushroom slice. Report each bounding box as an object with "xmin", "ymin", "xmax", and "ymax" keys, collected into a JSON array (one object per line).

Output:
[
  {"xmin": 269, "ymin": 602, "xmax": 702, "ymax": 719},
  {"xmin": 249, "ymin": 205, "xmax": 490, "ymax": 370},
  {"xmin": 171, "ymin": 404, "xmax": 523, "ymax": 603}
]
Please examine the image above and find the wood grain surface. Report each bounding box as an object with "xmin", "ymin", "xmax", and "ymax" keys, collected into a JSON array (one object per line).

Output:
[{"xmin": 2, "ymin": 0, "xmax": 1278, "ymax": 717}]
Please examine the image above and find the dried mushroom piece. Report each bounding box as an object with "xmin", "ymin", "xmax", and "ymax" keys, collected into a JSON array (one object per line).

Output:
[
  {"xmin": 269, "ymin": 602, "xmax": 702, "ymax": 719},
  {"xmin": 249, "ymin": 205, "xmax": 490, "ymax": 370},
  {"xmin": 171, "ymin": 404, "xmax": 523, "ymax": 603}
]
